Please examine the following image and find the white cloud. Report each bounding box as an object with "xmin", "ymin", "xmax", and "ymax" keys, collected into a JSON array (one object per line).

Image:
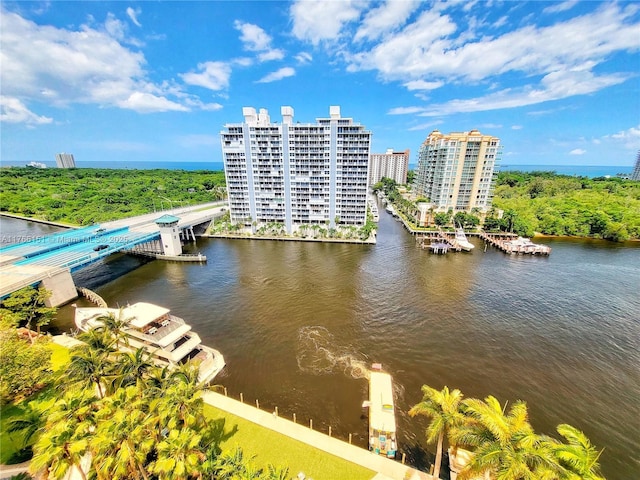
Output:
[
  {"xmin": 387, "ymin": 106, "xmax": 425, "ymax": 115},
  {"xmin": 180, "ymin": 62, "xmax": 231, "ymax": 91},
  {"xmin": 511, "ymin": 125, "xmax": 523, "ymax": 130},
  {"xmin": 543, "ymin": 1, "xmax": 578, "ymax": 15},
  {"xmin": 295, "ymin": 52, "xmax": 313, "ymax": 64},
  {"xmin": 0, "ymin": 96, "xmax": 53, "ymax": 125},
  {"xmin": 234, "ymin": 20, "xmax": 284, "ymax": 63},
  {"xmin": 0, "ymin": 8, "xmax": 215, "ymax": 117},
  {"xmin": 344, "ymin": 3, "xmax": 640, "ymax": 111},
  {"xmin": 570, "ymin": 148, "xmax": 586, "ymax": 155},
  {"xmin": 354, "ymin": 0, "xmax": 420, "ymax": 42},
  {"xmin": 117, "ymin": 92, "xmax": 188, "ymax": 113},
  {"xmin": 126, "ymin": 7, "xmax": 142, "ymax": 27},
  {"xmin": 605, "ymin": 125, "xmax": 640, "ymax": 149},
  {"xmin": 290, "ymin": 0, "xmax": 365, "ymax": 45},
  {"xmin": 414, "ymin": 69, "xmax": 629, "ymax": 117},
  {"xmin": 408, "ymin": 120, "xmax": 443, "ymax": 131},
  {"xmin": 403, "ymin": 80, "xmax": 444, "ymax": 91},
  {"xmin": 258, "ymin": 49, "xmax": 285, "ymax": 62},
  {"xmin": 234, "ymin": 20, "xmax": 272, "ymax": 51},
  {"xmin": 257, "ymin": 67, "xmax": 296, "ymax": 83}
]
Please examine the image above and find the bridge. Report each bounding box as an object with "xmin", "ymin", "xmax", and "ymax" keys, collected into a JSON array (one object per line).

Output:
[{"xmin": 0, "ymin": 203, "xmax": 227, "ymax": 306}]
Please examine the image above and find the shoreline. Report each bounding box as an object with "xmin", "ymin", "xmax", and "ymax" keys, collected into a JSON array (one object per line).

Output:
[
  {"xmin": 204, "ymin": 233, "xmax": 376, "ymax": 245},
  {"xmin": 0, "ymin": 211, "xmax": 77, "ymax": 229}
]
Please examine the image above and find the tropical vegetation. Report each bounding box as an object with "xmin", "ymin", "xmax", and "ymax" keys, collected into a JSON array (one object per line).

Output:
[
  {"xmin": 410, "ymin": 384, "xmax": 605, "ymax": 480},
  {"xmin": 0, "ymin": 167, "xmax": 226, "ymax": 225},
  {"xmin": 0, "ymin": 287, "xmax": 57, "ymax": 404}
]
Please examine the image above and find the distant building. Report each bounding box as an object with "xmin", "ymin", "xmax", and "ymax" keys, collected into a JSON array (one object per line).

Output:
[
  {"xmin": 632, "ymin": 151, "xmax": 640, "ymax": 181},
  {"xmin": 369, "ymin": 149, "xmax": 409, "ymax": 185},
  {"xmin": 55, "ymin": 153, "xmax": 76, "ymax": 168},
  {"xmin": 220, "ymin": 106, "xmax": 371, "ymax": 234},
  {"xmin": 414, "ymin": 129, "xmax": 501, "ymax": 212}
]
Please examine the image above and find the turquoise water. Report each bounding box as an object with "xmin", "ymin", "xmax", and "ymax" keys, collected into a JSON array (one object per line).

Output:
[{"xmin": 1, "ymin": 160, "xmax": 634, "ymax": 178}]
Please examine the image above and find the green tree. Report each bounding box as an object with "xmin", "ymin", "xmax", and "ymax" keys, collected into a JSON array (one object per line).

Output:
[
  {"xmin": 434, "ymin": 212, "xmax": 450, "ymax": 227},
  {"xmin": 6, "ymin": 400, "xmax": 46, "ymax": 451},
  {"xmin": 451, "ymin": 396, "xmax": 558, "ymax": 480},
  {"xmin": 409, "ymin": 385, "xmax": 465, "ymax": 480},
  {"xmin": 0, "ymin": 286, "xmax": 56, "ymax": 342},
  {"xmin": 66, "ymin": 346, "xmax": 112, "ymax": 399},
  {"xmin": 0, "ymin": 329, "xmax": 53, "ymax": 403}
]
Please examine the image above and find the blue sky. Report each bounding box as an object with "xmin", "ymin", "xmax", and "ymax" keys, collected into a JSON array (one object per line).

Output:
[{"xmin": 1, "ymin": 0, "xmax": 639, "ymax": 167}]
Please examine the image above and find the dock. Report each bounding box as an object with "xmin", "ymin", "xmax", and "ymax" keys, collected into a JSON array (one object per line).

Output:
[
  {"xmin": 415, "ymin": 229, "xmax": 462, "ymax": 254},
  {"xmin": 480, "ymin": 232, "xmax": 551, "ymax": 255}
]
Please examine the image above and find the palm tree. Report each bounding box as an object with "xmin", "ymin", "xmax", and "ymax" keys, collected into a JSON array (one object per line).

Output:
[
  {"xmin": 409, "ymin": 385, "xmax": 465, "ymax": 479},
  {"xmin": 148, "ymin": 428, "xmax": 206, "ymax": 479},
  {"xmin": 7, "ymin": 400, "xmax": 45, "ymax": 451},
  {"xmin": 450, "ymin": 396, "xmax": 559, "ymax": 480},
  {"xmin": 113, "ymin": 347, "xmax": 155, "ymax": 390},
  {"xmin": 554, "ymin": 424, "xmax": 605, "ymax": 480},
  {"xmin": 67, "ymin": 346, "xmax": 112, "ymax": 398},
  {"xmin": 95, "ymin": 309, "xmax": 132, "ymax": 347},
  {"xmin": 76, "ymin": 328, "xmax": 117, "ymax": 358}
]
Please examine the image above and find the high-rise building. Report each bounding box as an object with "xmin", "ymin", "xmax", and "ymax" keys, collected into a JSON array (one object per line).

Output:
[
  {"xmin": 414, "ymin": 129, "xmax": 501, "ymax": 212},
  {"xmin": 632, "ymin": 151, "xmax": 640, "ymax": 181},
  {"xmin": 369, "ymin": 149, "xmax": 410, "ymax": 185},
  {"xmin": 220, "ymin": 106, "xmax": 371, "ymax": 234},
  {"xmin": 55, "ymin": 153, "xmax": 76, "ymax": 168}
]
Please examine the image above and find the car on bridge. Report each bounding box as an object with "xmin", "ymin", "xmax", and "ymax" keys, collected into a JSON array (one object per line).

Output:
[{"xmin": 93, "ymin": 244, "xmax": 109, "ymax": 251}]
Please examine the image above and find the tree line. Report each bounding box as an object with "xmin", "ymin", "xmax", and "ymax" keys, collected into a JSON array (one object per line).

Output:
[{"xmin": 0, "ymin": 167, "xmax": 226, "ymax": 226}]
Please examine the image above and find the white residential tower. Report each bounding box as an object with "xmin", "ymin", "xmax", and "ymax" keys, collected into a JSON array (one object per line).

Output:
[{"xmin": 220, "ymin": 106, "xmax": 371, "ymax": 234}]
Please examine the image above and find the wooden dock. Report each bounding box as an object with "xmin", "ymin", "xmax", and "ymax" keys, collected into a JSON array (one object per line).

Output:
[
  {"xmin": 480, "ymin": 232, "xmax": 551, "ymax": 255},
  {"xmin": 416, "ymin": 229, "xmax": 462, "ymax": 254}
]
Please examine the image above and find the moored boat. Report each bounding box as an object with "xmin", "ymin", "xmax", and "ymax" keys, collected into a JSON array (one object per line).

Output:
[
  {"xmin": 454, "ymin": 225, "xmax": 475, "ymax": 251},
  {"xmin": 363, "ymin": 364, "xmax": 397, "ymax": 458},
  {"xmin": 74, "ymin": 302, "xmax": 225, "ymax": 385}
]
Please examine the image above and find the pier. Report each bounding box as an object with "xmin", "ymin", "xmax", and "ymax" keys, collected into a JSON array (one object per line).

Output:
[
  {"xmin": 480, "ymin": 232, "xmax": 551, "ymax": 255},
  {"xmin": 415, "ymin": 229, "xmax": 462, "ymax": 254}
]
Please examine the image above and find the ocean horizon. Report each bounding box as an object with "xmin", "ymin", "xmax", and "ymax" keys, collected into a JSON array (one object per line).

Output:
[{"xmin": 1, "ymin": 160, "xmax": 633, "ymax": 178}]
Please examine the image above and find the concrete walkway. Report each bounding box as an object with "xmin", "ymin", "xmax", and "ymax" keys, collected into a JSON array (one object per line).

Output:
[
  {"xmin": 202, "ymin": 391, "xmax": 433, "ymax": 480},
  {"xmin": 0, "ymin": 461, "xmax": 30, "ymax": 480}
]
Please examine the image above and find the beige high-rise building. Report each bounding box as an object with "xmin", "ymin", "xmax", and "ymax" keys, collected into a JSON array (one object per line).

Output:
[
  {"xmin": 414, "ymin": 129, "xmax": 501, "ymax": 212},
  {"xmin": 369, "ymin": 149, "xmax": 410, "ymax": 185}
]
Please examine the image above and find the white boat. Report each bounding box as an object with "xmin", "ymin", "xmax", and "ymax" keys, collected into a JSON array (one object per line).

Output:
[
  {"xmin": 454, "ymin": 225, "xmax": 475, "ymax": 251},
  {"xmin": 363, "ymin": 364, "xmax": 397, "ymax": 458},
  {"xmin": 74, "ymin": 302, "xmax": 225, "ymax": 385}
]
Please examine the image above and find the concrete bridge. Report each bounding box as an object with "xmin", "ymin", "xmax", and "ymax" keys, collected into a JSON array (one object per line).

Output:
[{"xmin": 0, "ymin": 203, "xmax": 227, "ymax": 306}]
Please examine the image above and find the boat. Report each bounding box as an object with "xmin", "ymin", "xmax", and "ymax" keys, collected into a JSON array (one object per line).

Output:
[
  {"xmin": 74, "ymin": 302, "xmax": 225, "ymax": 385},
  {"xmin": 363, "ymin": 364, "xmax": 397, "ymax": 458},
  {"xmin": 502, "ymin": 236, "xmax": 551, "ymax": 255},
  {"xmin": 454, "ymin": 225, "xmax": 475, "ymax": 251}
]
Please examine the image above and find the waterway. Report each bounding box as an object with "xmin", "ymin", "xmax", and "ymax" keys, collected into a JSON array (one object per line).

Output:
[{"xmin": 1, "ymin": 214, "xmax": 639, "ymax": 478}]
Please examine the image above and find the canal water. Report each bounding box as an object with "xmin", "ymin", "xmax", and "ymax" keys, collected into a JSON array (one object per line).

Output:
[{"xmin": 2, "ymin": 214, "xmax": 639, "ymax": 478}]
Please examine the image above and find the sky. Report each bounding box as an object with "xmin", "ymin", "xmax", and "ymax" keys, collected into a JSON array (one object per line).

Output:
[{"xmin": 1, "ymin": 0, "xmax": 639, "ymax": 167}]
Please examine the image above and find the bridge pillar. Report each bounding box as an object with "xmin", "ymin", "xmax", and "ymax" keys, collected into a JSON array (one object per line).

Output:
[{"xmin": 41, "ymin": 269, "xmax": 78, "ymax": 307}]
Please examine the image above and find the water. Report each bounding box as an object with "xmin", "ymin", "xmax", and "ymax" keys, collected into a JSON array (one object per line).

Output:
[
  {"xmin": 2, "ymin": 160, "xmax": 633, "ymax": 178},
  {"xmin": 2, "ymin": 214, "xmax": 639, "ymax": 479}
]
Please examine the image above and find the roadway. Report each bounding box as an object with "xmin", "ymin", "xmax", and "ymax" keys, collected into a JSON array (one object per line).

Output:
[{"xmin": 0, "ymin": 202, "xmax": 227, "ymax": 299}]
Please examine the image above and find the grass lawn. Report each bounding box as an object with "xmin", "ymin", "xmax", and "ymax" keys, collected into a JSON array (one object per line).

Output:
[{"xmin": 203, "ymin": 404, "xmax": 375, "ymax": 480}]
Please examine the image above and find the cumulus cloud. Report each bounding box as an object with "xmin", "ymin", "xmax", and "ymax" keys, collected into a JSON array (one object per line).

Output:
[
  {"xmin": 0, "ymin": 8, "xmax": 217, "ymax": 119},
  {"xmin": 256, "ymin": 67, "xmax": 295, "ymax": 83},
  {"xmin": 354, "ymin": 0, "xmax": 420, "ymax": 42},
  {"xmin": 180, "ymin": 62, "xmax": 231, "ymax": 91},
  {"xmin": 290, "ymin": 0, "xmax": 365, "ymax": 45},
  {"xmin": 234, "ymin": 20, "xmax": 284, "ymax": 62},
  {"xmin": 0, "ymin": 96, "xmax": 53, "ymax": 125},
  {"xmin": 570, "ymin": 148, "xmax": 586, "ymax": 155},
  {"xmin": 605, "ymin": 125, "xmax": 640, "ymax": 149}
]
